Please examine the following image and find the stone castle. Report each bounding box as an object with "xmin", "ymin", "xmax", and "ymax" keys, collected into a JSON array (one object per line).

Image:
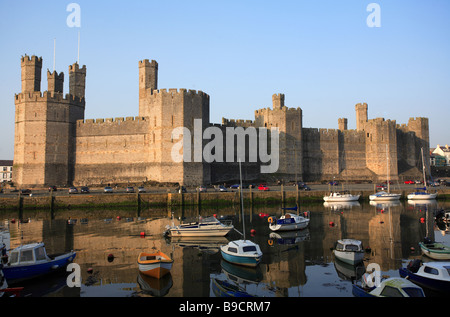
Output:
[{"xmin": 13, "ymin": 54, "xmax": 429, "ymax": 187}]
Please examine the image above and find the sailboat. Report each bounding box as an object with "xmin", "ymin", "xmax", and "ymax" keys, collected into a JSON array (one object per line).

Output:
[
  {"xmin": 370, "ymin": 145, "xmax": 401, "ymax": 201},
  {"xmin": 407, "ymin": 148, "xmax": 437, "ymax": 200},
  {"xmin": 220, "ymin": 161, "xmax": 262, "ymax": 267}
]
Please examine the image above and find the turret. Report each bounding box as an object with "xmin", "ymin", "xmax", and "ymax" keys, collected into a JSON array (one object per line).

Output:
[
  {"xmin": 272, "ymin": 93, "xmax": 285, "ymax": 109},
  {"xmin": 47, "ymin": 70, "xmax": 64, "ymax": 94},
  {"xmin": 355, "ymin": 103, "xmax": 368, "ymax": 131},
  {"xmin": 21, "ymin": 55, "xmax": 42, "ymax": 93},
  {"xmin": 69, "ymin": 63, "xmax": 86, "ymax": 100}
]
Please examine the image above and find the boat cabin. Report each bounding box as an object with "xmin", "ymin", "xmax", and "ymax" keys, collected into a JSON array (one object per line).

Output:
[
  {"xmin": 226, "ymin": 240, "xmax": 261, "ymax": 255},
  {"xmin": 8, "ymin": 243, "xmax": 48, "ymax": 266},
  {"xmin": 335, "ymin": 239, "xmax": 363, "ymax": 252},
  {"xmin": 366, "ymin": 278, "xmax": 425, "ymax": 297}
]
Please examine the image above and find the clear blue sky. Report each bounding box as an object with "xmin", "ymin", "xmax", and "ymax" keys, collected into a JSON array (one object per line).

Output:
[{"xmin": 1, "ymin": 0, "xmax": 449, "ymax": 160}]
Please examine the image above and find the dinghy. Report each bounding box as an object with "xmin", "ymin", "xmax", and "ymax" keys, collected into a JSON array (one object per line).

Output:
[{"xmin": 138, "ymin": 251, "xmax": 173, "ymax": 279}]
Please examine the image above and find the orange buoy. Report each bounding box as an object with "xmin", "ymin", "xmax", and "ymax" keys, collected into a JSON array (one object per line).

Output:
[
  {"xmin": 250, "ymin": 229, "xmax": 256, "ymax": 235},
  {"xmin": 116, "ymin": 216, "xmax": 121, "ymax": 220},
  {"xmin": 329, "ymin": 221, "xmax": 335, "ymax": 227},
  {"xmin": 420, "ymin": 218, "xmax": 425, "ymax": 223},
  {"xmin": 140, "ymin": 232, "xmax": 145, "ymax": 237}
]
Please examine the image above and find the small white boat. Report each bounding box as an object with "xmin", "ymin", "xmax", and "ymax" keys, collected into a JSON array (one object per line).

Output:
[
  {"xmin": 268, "ymin": 212, "xmax": 310, "ymax": 232},
  {"xmin": 138, "ymin": 251, "xmax": 173, "ymax": 279},
  {"xmin": 419, "ymin": 238, "xmax": 450, "ymax": 260},
  {"xmin": 369, "ymin": 191, "xmax": 401, "ymax": 201},
  {"xmin": 220, "ymin": 240, "xmax": 262, "ymax": 267},
  {"xmin": 164, "ymin": 216, "xmax": 234, "ymax": 237},
  {"xmin": 333, "ymin": 239, "xmax": 365, "ymax": 265},
  {"xmin": 324, "ymin": 191, "xmax": 360, "ymax": 202},
  {"xmin": 407, "ymin": 148, "xmax": 437, "ymax": 200}
]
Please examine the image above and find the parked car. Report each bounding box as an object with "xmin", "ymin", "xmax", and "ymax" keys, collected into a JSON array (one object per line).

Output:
[
  {"xmin": 68, "ymin": 187, "xmax": 78, "ymax": 194},
  {"xmin": 404, "ymin": 180, "xmax": 414, "ymax": 184},
  {"xmin": 20, "ymin": 189, "xmax": 31, "ymax": 194},
  {"xmin": 300, "ymin": 185, "xmax": 311, "ymax": 191},
  {"xmin": 104, "ymin": 186, "xmax": 113, "ymax": 193},
  {"xmin": 80, "ymin": 186, "xmax": 90, "ymax": 193},
  {"xmin": 328, "ymin": 181, "xmax": 338, "ymax": 186},
  {"xmin": 126, "ymin": 186, "xmax": 135, "ymax": 193},
  {"xmin": 215, "ymin": 185, "xmax": 228, "ymax": 192},
  {"xmin": 48, "ymin": 186, "xmax": 57, "ymax": 192},
  {"xmin": 376, "ymin": 184, "xmax": 387, "ymax": 190},
  {"xmin": 258, "ymin": 184, "xmax": 270, "ymax": 191},
  {"xmin": 138, "ymin": 186, "xmax": 146, "ymax": 193},
  {"xmin": 178, "ymin": 186, "xmax": 187, "ymax": 193},
  {"xmin": 230, "ymin": 184, "xmax": 240, "ymax": 189}
]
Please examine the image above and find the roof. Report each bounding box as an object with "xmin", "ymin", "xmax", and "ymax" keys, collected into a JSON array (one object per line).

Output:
[{"xmin": 0, "ymin": 160, "xmax": 13, "ymax": 166}]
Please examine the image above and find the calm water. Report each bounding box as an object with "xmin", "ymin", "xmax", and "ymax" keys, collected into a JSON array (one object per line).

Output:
[{"xmin": 1, "ymin": 199, "xmax": 449, "ymax": 297}]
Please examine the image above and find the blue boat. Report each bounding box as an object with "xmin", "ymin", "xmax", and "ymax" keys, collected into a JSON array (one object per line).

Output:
[
  {"xmin": 399, "ymin": 259, "xmax": 450, "ymax": 294},
  {"xmin": 211, "ymin": 278, "xmax": 254, "ymax": 297},
  {"xmin": 2, "ymin": 242, "xmax": 76, "ymax": 284}
]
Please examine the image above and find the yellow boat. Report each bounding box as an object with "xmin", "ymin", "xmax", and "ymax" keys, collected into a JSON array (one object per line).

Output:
[{"xmin": 138, "ymin": 251, "xmax": 173, "ymax": 279}]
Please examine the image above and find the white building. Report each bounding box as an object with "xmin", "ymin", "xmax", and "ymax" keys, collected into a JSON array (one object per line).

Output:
[
  {"xmin": 0, "ymin": 160, "xmax": 13, "ymax": 183},
  {"xmin": 432, "ymin": 145, "xmax": 450, "ymax": 166}
]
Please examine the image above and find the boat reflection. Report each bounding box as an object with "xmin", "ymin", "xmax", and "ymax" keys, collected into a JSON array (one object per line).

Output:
[
  {"xmin": 137, "ymin": 271, "xmax": 173, "ymax": 297},
  {"xmin": 323, "ymin": 201, "xmax": 360, "ymax": 211},
  {"xmin": 167, "ymin": 236, "xmax": 230, "ymax": 254},
  {"xmin": 268, "ymin": 229, "xmax": 310, "ymax": 246}
]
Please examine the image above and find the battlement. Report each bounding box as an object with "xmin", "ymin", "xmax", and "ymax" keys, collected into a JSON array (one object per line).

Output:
[
  {"xmin": 21, "ymin": 55, "xmax": 42, "ymax": 65},
  {"xmin": 77, "ymin": 116, "xmax": 147, "ymax": 125},
  {"xmin": 139, "ymin": 59, "xmax": 158, "ymax": 67},
  {"xmin": 149, "ymin": 88, "xmax": 210, "ymax": 99},
  {"xmin": 221, "ymin": 118, "xmax": 255, "ymax": 127},
  {"xmin": 15, "ymin": 91, "xmax": 85, "ymax": 105},
  {"xmin": 69, "ymin": 63, "xmax": 86, "ymax": 73}
]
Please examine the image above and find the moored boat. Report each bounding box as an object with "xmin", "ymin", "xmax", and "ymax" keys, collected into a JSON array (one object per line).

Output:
[
  {"xmin": 138, "ymin": 251, "xmax": 173, "ymax": 279},
  {"xmin": 399, "ymin": 259, "xmax": 450, "ymax": 293},
  {"xmin": 419, "ymin": 238, "xmax": 450, "ymax": 260},
  {"xmin": 352, "ymin": 276, "xmax": 425, "ymax": 297},
  {"xmin": 407, "ymin": 148, "xmax": 437, "ymax": 200},
  {"xmin": 369, "ymin": 191, "xmax": 401, "ymax": 201},
  {"xmin": 2, "ymin": 242, "xmax": 76, "ymax": 284},
  {"xmin": 164, "ymin": 216, "xmax": 233, "ymax": 237},
  {"xmin": 333, "ymin": 239, "xmax": 365, "ymax": 265},
  {"xmin": 268, "ymin": 212, "xmax": 310, "ymax": 232},
  {"xmin": 323, "ymin": 191, "xmax": 360, "ymax": 202},
  {"xmin": 220, "ymin": 240, "xmax": 262, "ymax": 268}
]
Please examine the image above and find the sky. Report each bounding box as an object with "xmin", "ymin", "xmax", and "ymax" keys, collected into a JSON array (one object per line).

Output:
[{"xmin": 0, "ymin": 0, "xmax": 449, "ymax": 160}]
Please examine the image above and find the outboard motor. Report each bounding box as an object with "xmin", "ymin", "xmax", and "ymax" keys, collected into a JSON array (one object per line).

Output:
[
  {"xmin": 407, "ymin": 259, "xmax": 422, "ymax": 273},
  {"xmin": 423, "ymin": 237, "xmax": 433, "ymax": 244}
]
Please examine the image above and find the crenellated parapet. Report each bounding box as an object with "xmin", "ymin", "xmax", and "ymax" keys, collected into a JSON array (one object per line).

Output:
[{"xmin": 14, "ymin": 91, "xmax": 85, "ymax": 106}]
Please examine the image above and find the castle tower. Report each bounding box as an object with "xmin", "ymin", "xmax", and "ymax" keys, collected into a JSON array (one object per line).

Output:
[
  {"xmin": 254, "ymin": 94, "xmax": 303, "ymax": 181},
  {"xmin": 338, "ymin": 118, "xmax": 348, "ymax": 131},
  {"xmin": 272, "ymin": 93, "xmax": 285, "ymax": 109},
  {"xmin": 14, "ymin": 55, "xmax": 86, "ymax": 187},
  {"xmin": 21, "ymin": 55, "xmax": 42, "ymax": 93},
  {"xmin": 355, "ymin": 103, "xmax": 368, "ymax": 131},
  {"xmin": 139, "ymin": 59, "xmax": 158, "ymax": 117},
  {"xmin": 47, "ymin": 70, "xmax": 64, "ymax": 94},
  {"xmin": 69, "ymin": 63, "xmax": 86, "ymax": 100}
]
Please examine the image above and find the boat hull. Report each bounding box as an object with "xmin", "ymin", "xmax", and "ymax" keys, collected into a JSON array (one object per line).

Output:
[
  {"xmin": 220, "ymin": 248, "xmax": 261, "ymax": 268},
  {"xmin": 407, "ymin": 193, "xmax": 437, "ymax": 200},
  {"xmin": 168, "ymin": 226, "xmax": 233, "ymax": 237},
  {"xmin": 269, "ymin": 220, "xmax": 309, "ymax": 232},
  {"xmin": 138, "ymin": 252, "xmax": 173, "ymax": 279},
  {"xmin": 323, "ymin": 195, "xmax": 360, "ymax": 202},
  {"xmin": 399, "ymin": 268, "xmax": 450, "ymax": 293},
  {"xmin": 334, "ymin": 250, "xmax": 364, "ymax": 265},
  {"xmin": 369, "ymin": 193, "xmax": 401, "ymax": 201},
  {"xmin": 419, "ymin": 242, "xmax": 450, "ymax": 260},
  {"xmin": 3, "ymin": 252, "xmax": 76, "ymax": 284}
]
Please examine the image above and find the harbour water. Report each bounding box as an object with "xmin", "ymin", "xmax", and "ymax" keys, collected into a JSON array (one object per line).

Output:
[{"xmin": 1, "ymin": 199, "xmax": 449, "ymax": 297}]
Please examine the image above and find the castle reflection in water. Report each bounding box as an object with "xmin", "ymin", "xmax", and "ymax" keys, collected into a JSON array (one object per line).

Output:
[{"xmin": 2, "ymin": 199, "xmax": 447, "ymax": 297}]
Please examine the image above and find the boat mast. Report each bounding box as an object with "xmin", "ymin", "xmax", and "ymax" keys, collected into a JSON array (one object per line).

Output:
[
  {"xmin": 239, "ymin": 159, "xmax": 246, "ymax": 241},
  {"xmin": 421, "ymin": 147, "xmax": 427, "ymax": 192},
  {"xmin": 387, "ymin": 144, "xmax": 390, "ymax": 193}
]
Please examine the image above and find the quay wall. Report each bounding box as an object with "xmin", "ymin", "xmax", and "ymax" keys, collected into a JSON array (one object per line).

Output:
[{"xmin": 1, "ymin": 188, "xmax": 449, "ymax": 211}]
